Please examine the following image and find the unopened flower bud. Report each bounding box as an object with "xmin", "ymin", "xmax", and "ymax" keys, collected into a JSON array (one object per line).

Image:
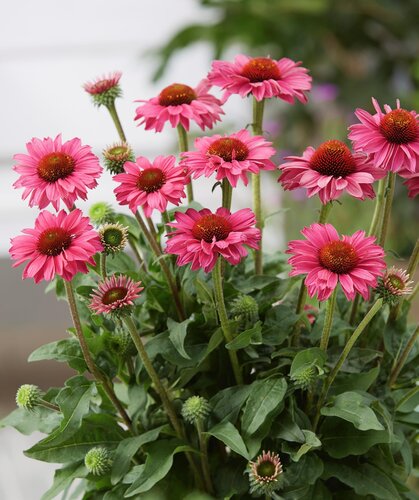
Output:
[
  {"xmin": 290, "ymin": 364, "xmax": 317, "ymax": 390},
  {"xmin": 103, "ymin": 142, "xmax": 135, "ymax": 175},
  {"xmin": 84, "ymin": 447, "xmax": 112, "ymax": 476},
  {"xmin": 376, "ymin": 267, "xmax": 414, "ymax": 305},
  {"xmin": 83, "ymin": 72, "xmax": 122, "ymax": 108},
  {"xmin": 99, "ymin": 222, "xmax": 128, "ymax": 255},
  {"xmin": 247, "ymin": 450, "xmax": 283, "ymax": 496},
  {"xmin": 109, "ymin": 330, "xmax": 136, "ymax": 358},
  {"xmin": 181, "ymin": 396, "xmax": 211, "ymax": 424},
  {"xmin": 89, "ymin": 202, "xmax": 115, "ymax": 226},
  {"xmin": 16, "ymin": 384, "xmax": 42, "ymax": 411},
  {"xmin": 231, "ymin": 295, "xmax": 259, "ymax": 329}
]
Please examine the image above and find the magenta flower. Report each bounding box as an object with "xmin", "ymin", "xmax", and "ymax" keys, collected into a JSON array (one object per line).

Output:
[
  {"xmin": 181, "ymin": 129, "xmax": 276, "ymax": 187},
  {"xmin": 166, "ymin": 207, "xmax": 260, "ymax": 273},
  {"xmin": 278, "ymin": 140, "xmax": 385, "ymax": 204},
  {"xmin": 83, "ymin": 71, "xmax": 122, "ymax": 96},
  {"xmin": 287, "ymin": 223, "xmax": 385, "ymax": 301},
  {"xmin": 349, "ymin": 98, "xmax": 419, "ymax": 173},
  {"xmin": 134, "ymin": 80, "xmax": 224, "ymax": 133},
  {"xmin": 90, "ymin": 275, "xmax": 143, "ymax": 315},
  {"xmin": 9, "ymin": 209, "xmax": 102, "ymax": 283},
  {"xmin": 13, "ymin": 135, "xmax": 102, "ymax": 211},
  {"xmin": 113, "ymin": 155, "xmax": 187, "ymax": 217},
  {"xmin": 208, "ymin": 55, "xmax": 311, "ymax": 103}
]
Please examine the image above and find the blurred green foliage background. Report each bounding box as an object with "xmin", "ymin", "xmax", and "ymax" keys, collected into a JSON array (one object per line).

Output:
[{"xmin": 154, "ymin": 0, "xmax": 418, "ymax": 257}]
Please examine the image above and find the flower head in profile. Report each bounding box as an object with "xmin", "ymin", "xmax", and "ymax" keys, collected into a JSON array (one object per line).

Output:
[
  {"xmin": 134, "ymin": 79, "xmax": 224, "ymax": 132},
  {"xmin": 247, "ymin": 450, "xmax": 283, "ymax": 496},
  {"xmin": 376, "ymin": 267, "xmax": 414, "ymax": 305},
  {"xmin": 113, "ymin": 155, "xmax": 187, "ymax": 217},
  {"xmin": 287, "ymin": 223, "xmax": 386, "ymax": 301},
  {"xmin": 83, "ymin": 71, "xmax": 122, "ymax": 107},
  {"xmin": 181, "ymin": 129, "xmax": 276, "ymax": 187},
  {"xmin": 103, "ymin": 141, "xmax": 135, "ymax": 175},
  {"xmin": 400, "ymin": 171, "xmax": 419, "ymax": 198},
  {"xmin": 349, "ymin": 98, "xmax": 419, "ymax": 173},
  {"xmin": 166, "ymin": 207, "xmax": 260, "ymax": 273},
  {"xmin": 90, "ymin": 275, "xmax": 143, "ymax": 315},
  {"xmin": 9, "ymin": 209, "xmax": 102, "ymax": 283},
  {"xmin": 208, "ymin": 55, "xmax": 311, "ymax": 103},
  {"xmin": 13, "ymin": 135, "xmax": 102, "ymax": 211},
  {"xmin": 278, "ymin": 140, "xmax": 385, "ymax": 204}
]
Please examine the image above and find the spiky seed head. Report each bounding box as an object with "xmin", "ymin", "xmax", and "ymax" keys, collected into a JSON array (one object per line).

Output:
[
  {"xmin": 290, "ymin": 364, "xmax": 317, "ymax": 390},
  {"xmin": 181, "ymin": 396, "xmax": 211, "ymax": 424},
  {"xmin": 16, "ymin": 384, "xmax": 43, "ymax": 411},
  {"xmin": 231, "ymin": 294, "xmax": 259, "ymax": 329},
  {"xmin": 99, "ymin": 222, "xmax": 128, "ymax": 254},
  {"xmin": 84, "ymin": 447, "xmax": 112, "ymax": 476},
  {"xmin": 247, "ymin": 450, "xmax": 283, "ymax": 496},
  {"xmin": 103, "ymin": 142, "xmax": 135, "ymax": 175},
  {"xmin": 89, "ymin": 202, "xmax": 115, "ymax": 226},
  {"xmin": 109, "ymin": 330, "xmax": 136, "ymax": 358}
]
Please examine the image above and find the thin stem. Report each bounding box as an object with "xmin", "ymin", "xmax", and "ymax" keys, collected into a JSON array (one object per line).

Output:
[
  {"xmin": 39, "ymin": 399, "xmax": 60, "ymax": 412},
  {"xmin": 291, "ymin": 281, "xmax": 307, "ymax": 347},
  {"xmin": 368, "ymin": 177, "xmax": 386, "ymax": 236},
  {"xmin": 64, "ymin": 281, "xmax": 133, "ymax": 432},
  {"xmin": 177, "ymin": 124, "xmax": 193, "ymax": 203},
  {"xmin": 388, "ymin": 325, "xmax": 419, "ymax": 388},
  {"xmin": 406, "ymin": 238, "xmax": 419, "ymax": 279},
  {"xmin": 106, "ymin": 101, "xmax": 126, "ymax": 142},
  {"xmin": 318, "ymin": 202, "xmax": 332, "ymax": 224},
  {"xmin": 221, "ymin": 179, "xmax": 233, "ymax": 210},
  {"xmin": 313, "ymin": 298, "xmax": 383, "ymax": 430},
  {"xmin": 135, "ymin": 211, "xmax": 185, "ymax": 321},
  {"xmin": 100, "ymin": 253, "xmax": 107, "ymax": 279},
  {"xmin": 320, "ymin": 288, "xmax": 337, "ymax": 351},
  {"xmin": 251, "ymin": 97, "xmax": 265, "ymax": 275},
  {"xmin": 128, "ymin": 237, "xmax": 145, "ymax": 269},
  {"xmin": 196, "ymin": 419, "xmax": 214, "ymax": 494},
  {"xmin": 378, "ymin": 172, "xmax": 396, "ymax": 247},
  {"xmin": 212, "ymin": 258, "xmax": 243, "ymax": 385},
  {"xmin": 349, "ymin": 294, "xmax": 361, "ymax": 326}
]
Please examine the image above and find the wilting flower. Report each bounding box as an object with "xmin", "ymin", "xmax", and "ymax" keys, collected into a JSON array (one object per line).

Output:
[
  {"xmin": 181, "ymin": 396, "xmax": 211, "ymax": 424},
  {"xmin": 90, "ymin": 274, "xmax": 143, "ymax": 315},
  {"xmin": 16, "ymin": 385, "xmax": 43, "ymax": 411},
  {"xmin": 247, "ymin": 450, "xmax": 283, "ymax": 496},
  {"xmin": 99, "ymin": 222, "xmax": 128, "ymax": 254},
  {"xmin": 9, "ymin": 209, "xmax": 102, "ymax": 283},
  {"xmin": 113, "ymin": 155, "xmax": 187, "ymax": 217},
  {"xmin": 349, "ymin": 98, "xmax": 419, "ymax": 173},
  {"xmin": 181, "ymin": 129, "xmax": 276, "ymax": 187},
  {"xmin": 83, "ymin": 71, "xmax": 122, "ymax": 107},
  {"xmin": 166, "ymin": 207, "xmax": 260, "ymax": 273},
  {"xmin": 278, "ymin": 140, "xmax": 385, "ymax": 204},
  {"xmin": 134, "ymin": 79, "xmax": 224, "ymax": 132},
  {"xmin": 287, "ymin": 223, "xmax": 386, "ymax": 301},
  {"xmin": 84, "ymin": 447, "xmax": 113, "ymax": 476},
  {"xmin": 376, "ymin": 267, "xmax": 414, "ymax": 305},
  {"xmin": 13, "ymin": 135, "xmax": 102, "ymax": 211},
  {"xmin": 208, "ymin": 55, "xmax": 311, "ymax": 103},
  {"xmin": 103, "ymin": 141, "xmax": 135, "ymax": 175}
]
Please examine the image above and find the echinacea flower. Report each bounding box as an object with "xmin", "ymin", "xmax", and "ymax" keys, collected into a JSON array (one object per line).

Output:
[
  {"xmin": 90, "ymin": 274, "xmax": 143, "ymax": 315},
  {"xmin": 113, "ymin": 155, "xmax": 187, "ymax": 217},
  {"xmin": 287, "ymin": 223, "xmax": 386, "ymax": 301},
  {"xmin": 10, "ymin": 209, "xmax": 102, "ymax": 283},
  {"xmin": 349, "ymin": 98, "xmax": 419, "ymax": 173},
  {"xmin": 103, "ymin": 141, "xmax": 135, "ymax": 175},
  {"xmin": 98, "ymin": 222, "xmax": 128, "ymax": 254},
  {"xmin": 83, "ymin": 71, "xmax": 122, "ymax": 107},
  {"xmin": 247, "ymin": 450, "xmax": 283, "ymax": 496},
  {"xmin": 377, "ymin": 267, "xmax": 414, "ymax": 305},
  {"xmin": 400, "ymin": 170, "xmax": 419, "ymax": 198},
  {"xmin": 208, "ymin": 55, "xmax": 311, "ymax": 103},
  {"xmin": 134, "ymin": 79, "xmax": 224, "ymax": 133},
  {"xmin": 166, "ymin": 207, "xmax": 260, "ymax": 273},
  {"xmin": 13, "ymin": 135, "xmax": 102, "ymax": 211},
  {"xmin": 278, "ymin": 140, "xmax": 385, "ymax": 204},
  {"xmin": 181, "ymin": 129, "xmax": 276, "ymax": 187}
]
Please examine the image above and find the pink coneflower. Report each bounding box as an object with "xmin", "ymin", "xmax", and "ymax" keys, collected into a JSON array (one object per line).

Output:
[
  {"xmin": 13, "ymin": 135, "xmax": 102, "ymax": 211},
  {"xmin": 248, "ymin": 451, "xmax": 283, "ymax": 496},
  {"xmin": 287, "ymin": 223, "xmax": 386, "ymax": 301},
  {"xmin": 278, "ymin": 140, "xmax": 385, "ymax": 204},
  {"xmin": 400, "ymin": 171, "xmax": 419, "ymax": 198},
  {"xmin": 349, "ymin": 98, "xmax": 419, "ymax": 173},
  {"xmin": 181, "ymin": 129, "xmax": 276, "ymax": 187},
  {"xmin": 83, "ymin": 71, "xmax": 122, "ymax": 107},
  {"xmin": 90, "ymin": 275, "xmax": 143, "ymax": 315},
  {"xmin": 166, "ymin": 207, "xmax": 260, "ymax": 273},
  {"xmin": 9, "ymin": 209, "xmax": 102, "ymax": 283},
  {"xmin": 134, "ymin": 79, "xmax": 224, "ymax": 133},
  {"xmin": 113, "ymin": 155, "xmax": 187, "ymax": 217},
  {"xmin": 208, "ymin": 55, "xmax": 311, "ymax": 103}
]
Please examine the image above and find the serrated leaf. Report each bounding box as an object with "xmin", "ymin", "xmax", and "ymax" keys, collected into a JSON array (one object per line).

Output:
[
  {"xmin": 226, "ymin": 322, "xmax": 262, "ymax": 350},
  {"xmin": 167, "ymin": 317, "xmax": 193, "ymax": 360},
  {"xmin": 206, "ymin": 421, "xmax": 250, "ymax": 459}
]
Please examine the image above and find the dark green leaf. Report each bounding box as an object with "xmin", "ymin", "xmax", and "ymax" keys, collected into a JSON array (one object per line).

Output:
[
  {"xmin": 290, "ymin": 347, "xmax": 326, "ymax": 378},
  {"xmin": 0, "ymin": 406, "xmax": 62, "ymax": 435},
  {"xmin": 282, "ymin": 429, "xmax": 321, "ymax": 462},
  {"xmin": 167, "ymin": 317, "xmax": 193, "ymax": 360},
  {"xmin": 206, "ymin": 421, "xmax": 249, "ymax": 459},
  {"xmin": 272, "ymin": 409, "xmax": 305, "ymax": 443},
  {"xmin": 330, "ymin": 366, "xmax": 379, "ymax": 395},
  {"xmin": 226, "ymin": 322, "xmax": 262, "ymax": 350},
  {"xmin": 28, "ymin": 338, "xmax": 86, "ymax": 372},
  {"xmin": 41, "ymin": 462, "xmax": 86, "ymax": 500},
  {"xmin": 210, "ymin": 385, "xmax": 252, "ymax": 423}
]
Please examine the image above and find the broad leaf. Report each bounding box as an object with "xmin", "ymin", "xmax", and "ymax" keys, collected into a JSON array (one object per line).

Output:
[
  {"xmin": 0, "ymin": 406, "xmax": 61, "ymax": 435},
  {"xmin": 226, "ymin": 322, "xmax": 262, "ymax": 350},
  {"xmin": 206, "ymin": 421, "xmax": 249, "ymax": 459},
  {"xmin": 28, "ymin": 338, "xmax": 86, "ymax": 372},
  {"xmin": 290, "ymin": 347, "xmax": 326, "ymax": 379},
  {"xmin": 168, "ymin": 317, "xmax": 193, "ymax": 360},
  {"xmin": 283, "ymin": 429, "xmax": 321, "ymax": 462},
  {"xmin": 210, "ymin": 385, "xmax": 252, "ymax": 423},
  {"xmin": 41, "ymin": 462, "xmax": 86, "ymax": 500}
]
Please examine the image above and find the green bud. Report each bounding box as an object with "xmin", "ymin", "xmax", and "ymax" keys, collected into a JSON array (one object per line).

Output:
[
  {"xmin": 84, "ymin": 447, "xmax": 112, "ymax": 476},
  {"xmin": 103, "ymin": 142, "xmax": 135, "ymax": 175},
  {"xmin": 89, "ymin": 202, "xmax": 115, "ymax": 226},
  {"xmin": 16, "ymin": 384, "xmax": 42, "ymax": 411},
  {"xmin": 290, "ymin": 364, "xmax": 317, "ymax": 390},
  {"xmin": 181, "ymin": 396, "xmax": 211, "ymax": 424},
  {"xmin": 99, "ymin": 222, "xmax": 129, "ymax": 255},
  {"xmin": 231, "ymin": 295, "xmax": 259, "ymax": 329}
]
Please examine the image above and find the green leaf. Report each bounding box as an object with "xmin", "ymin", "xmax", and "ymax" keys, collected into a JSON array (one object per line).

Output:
[
  {"xmin": 241, "ymin": 377, "xmax": 287, "ymax": 436},
  {"xmin": 330, "ymin": 366, "xmax": 379, "ymax": 395},
  {"xmin": 283, "ymin": 455, "xmax": 324, "ymax": 495},
  {"xmin": 321, "ymin": 391, "xmax": 384, "ymax": 431},
  {"xmin": 124, "ymin": 440, "xmax": 194, "ymax": 496},
  {"xmin": 283, "ymin": 429, "xmax": 321, "ymax": 462},
  {"xmin": 272, "ymin": 409, "xmax": 305, "ymax": 443},
  {"xmin": 167, "ymin": 317, "xmax": 193, "ymax": 360},
  {"xmin": 322, "ymin": 461, "xmax": 402, "ymax": 500},
  {"xmin": 262, "ymin": 305, "xmax": 299, "ymax": 345},
  {"xmin": 0, "ymin": 406, "xmax": 62, "ymax": 435},
  {"xmin": 28, "ymin": 338, "xmax": 86, "ymax": 372},
  {"xmin": 320, "ymin": 418, "xmax": 389, "ymax": 458},
  {"xmin": 111, "ymin": 425, "xmax": 169, "ymax": 485},
  {"xmin": 226, "ymin": 322, "xmax": 262, "ymax": 350},
  {"xmin": 41, "ymin": 462, "xmax": 86, "ymax": 500},
  {"xmin": 210, "ymin": 385, "xmax": 252, "ymax": 423},
  {"xmin": 290, "ymin": 347, "xmax": 326, "ymax": 378},
  {"xmin": 206, "ymin": 421, "xmax": 250, "ymax": 459}
]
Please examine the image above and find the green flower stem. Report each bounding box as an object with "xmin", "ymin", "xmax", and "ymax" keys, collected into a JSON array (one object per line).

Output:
[
  {"xmin": 212, "ymin": 258, "xmax": 243, "ymax": 385},
  {"xmin": 222, "ymin": 179, "xmax": 233, "ymax": 210},
  {"xmin": 39, "ymin": 400, "xmax": 60, "ymax": 412},
  {"xmin": 134, "ymin": 211, "xmax": 185, "ymax": 321},
  {"xmin": 251, "ymin": 97, "xmax": 265, "ymax": 275},
  {"xmin": 106, "ymin": 101, "xmax": 127, "ymax": 142},
  {"xmin": 177, "ymin": 124, "xmax": 193, "ymax": 203},
  {"xmin": 388, "ymin": 324, "xmax": 419, "ymax": 388},
  {"xmin": 318, "ymin": 201, "xmax": 332, "ymax": 224},
  {"xmin": 368, "ymin": 177, "xmax": 386, "ymax": 237},
  {"xmin": 196, "ymin": 419, "xmax": 214, "ymax": 494},
  {"xmin": 123, "ymin": 316, "xmax": 204, "ymax": 490},
  {"xmin": 128, "ymin": 237, "xmax": 145, "ymax": 270},
  {"xmin": 319, "ymin": 288, "xmax": 337, "ymax": 351},
  {"xmin": 64, "ymin": 281, "xmax": 133, "ymax": 433},
  {"xmin": 314, "ymin": 298, "xmax": 383, "ymax": 430},
  {"xmin": 100, "ymin": 253, "xmax": 107, "ymax": 279},
  {"xmin": 378, "ymin": 172, "xmax": 396, "ymax": 247}
]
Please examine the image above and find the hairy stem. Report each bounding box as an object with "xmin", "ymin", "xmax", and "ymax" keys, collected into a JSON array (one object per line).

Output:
[
  {"xmin": 106, "ymin": 101, "xmax": 127, "ymax": 142},
  {"xmin": 177, "ymin": 124, "xmax": 193, "ymax": 203},
  {"xmin": 378, "ymin": 172, "xmax": 396, "ymax": 247},
  {"xmin": 388, "ymin": 325, "xmax": 419, "ymax": 388},
  {"xmin": 100, "ymin": 253, "xmax": 107, "ymax": 279},
  {"xmin": 196, "ymin": 419, "xmax": 214, "ymax": 494},
  {"xmin": 320, "ymin": 288, "xmax": 337, "ymax": 351},
  {"xmin": 221, "ymin": 179, "xmax": 233, "ymax": 210}
]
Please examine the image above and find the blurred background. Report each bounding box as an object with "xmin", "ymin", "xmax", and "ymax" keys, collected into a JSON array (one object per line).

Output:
[{"xmin": 1, "ymin": 0, "xmax": 418, "ymax": 498}]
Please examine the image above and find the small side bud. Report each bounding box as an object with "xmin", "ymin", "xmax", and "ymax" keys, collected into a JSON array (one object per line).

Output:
[
  {"xmin": 290, "ymin": 364, "xmax": 317, "ymax": 390},
  {"xmin": 16, "ymin": 384, "xmax": 42, "ymax": 411},
  {"xmin": 109, "ymin": 330, "xmax": 136, "ymax": 358},
  {"xmin": 84, "ymin": 447, "xmax": 113, "ymax": 476},
  {"xmin": 181, "ymin": 396, "xmax": 211, "ymax": 424},
  {"xmin": 231, "ymin": 294, "xmax": 259, "ymax": 329}
]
